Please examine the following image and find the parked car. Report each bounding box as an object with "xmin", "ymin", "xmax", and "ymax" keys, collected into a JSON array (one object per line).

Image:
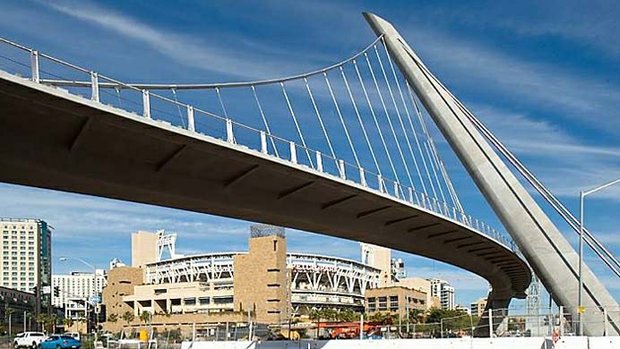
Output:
[
  {"xmin": 38, "ymin": 335, "xmax": 81, "ymax": 349},
  {"xmin": 13, "ymin": 332, "xmax": 47, "ymax": 349},
  {"xmin": 61, "ymin": 333, "xmax": 80, "ymax": 342}
]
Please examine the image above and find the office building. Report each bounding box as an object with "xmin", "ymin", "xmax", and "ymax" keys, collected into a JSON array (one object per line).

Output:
[
  {"xmin": 365, "ymin": 285, "xmax": 427, "ymax": 319},
  {"xmin": 0, "ymin": 218, "xmax": 52, "ymax": 294}
]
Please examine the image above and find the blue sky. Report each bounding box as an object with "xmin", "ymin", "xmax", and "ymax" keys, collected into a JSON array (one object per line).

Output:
[{"xmin": 0, "ymin": 0, "xmax": 619, "ymax": 308}]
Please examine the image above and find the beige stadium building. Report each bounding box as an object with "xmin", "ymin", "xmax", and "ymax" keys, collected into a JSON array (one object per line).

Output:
[{"xmin": 102, "ymin": 226, "xmax": 400, "ymax": 334}]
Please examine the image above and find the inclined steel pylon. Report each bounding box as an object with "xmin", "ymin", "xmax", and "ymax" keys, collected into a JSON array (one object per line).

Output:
[{"xmin": 364, "ymin": 12, "xmax": 618, "ymax": 336}]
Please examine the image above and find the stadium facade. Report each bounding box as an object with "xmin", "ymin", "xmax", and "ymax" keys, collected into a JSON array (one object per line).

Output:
[{"xmin": 102, "ymin": 226, "xmax": 409, "ymax": 333}]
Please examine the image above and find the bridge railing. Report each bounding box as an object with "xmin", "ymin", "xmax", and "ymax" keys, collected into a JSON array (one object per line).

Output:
[{"xmin": 0, "ymin": 36, "xmax": 516, "ymax": 252}]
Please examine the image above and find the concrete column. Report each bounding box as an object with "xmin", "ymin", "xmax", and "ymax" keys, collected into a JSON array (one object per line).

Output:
[{"xmin": 364, "ymin": 12, "xmax": 619, "ymax": 336}]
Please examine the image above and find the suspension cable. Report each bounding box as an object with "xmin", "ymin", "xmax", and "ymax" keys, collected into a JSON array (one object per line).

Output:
[
  {"xmin": 304, "ymin": 78, "xmax": 337, "ymax": 161},
  {"xmin": 408, "ymin": 84, "xmax": 439, "ymax": 200},
  {"xmin": 281, "ymin": 82, "xmax": 314, "ymax": 168},
  {"xmin": 340, "ymin": 66, "xmax": 382, "ymax": 175},
  {"xmin": 252, "ymin": 86, "xmax": 279, "ymax": 157},
  {"xmin": 382, "ymin": 39, "xmax": 426, "ymax": 196},
  {"xmin": 359, "ymin": 55, "xmax": 402, "ymax": 191},
  {"xmin": 324, "ymin": 72, "xmax": 361, "ymax": 171}
]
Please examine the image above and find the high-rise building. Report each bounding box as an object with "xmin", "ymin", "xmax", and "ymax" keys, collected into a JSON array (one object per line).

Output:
[
  {"xmin": 428, "ymin": 278, "xmax": 455, "ymax": 310},
  {"xmin": 51, "ymin": 269, "xmax": 107, "ymax": 319},
  {"xmin": 0, "ymin": 218, "xmax": 52, "ymax": 294}
]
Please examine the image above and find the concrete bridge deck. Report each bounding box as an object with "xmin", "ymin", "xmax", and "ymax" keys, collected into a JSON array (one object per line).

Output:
[{"xmin": 0, "ymin": 71, "xmax": 530, "ymax": 302}]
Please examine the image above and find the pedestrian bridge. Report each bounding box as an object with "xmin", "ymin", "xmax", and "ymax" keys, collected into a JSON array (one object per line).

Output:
[
  {"xmin": 5, "ymin": 10, "xmax": 620, "ymax": 336},
  {"xmin": 0, "ymin": 31, "xmax": 531, "ymax": 309}
]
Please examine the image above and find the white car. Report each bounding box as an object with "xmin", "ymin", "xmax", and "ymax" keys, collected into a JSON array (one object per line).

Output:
[{"xmin": 13, "ymin": 332, "xmax": 47, "ymax": 349}]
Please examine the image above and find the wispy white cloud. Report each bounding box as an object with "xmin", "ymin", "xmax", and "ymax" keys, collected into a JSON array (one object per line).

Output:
[
  {"xmin": 37, "ymin": 0, "xmax": 333, "ymax": 81},
  {"xmin": 404, "ymin": 26, "xmax": 620, "ymax": 135},
  {"xmin": 470, "ymin": 105, "xmax": 620, "ymax": 200},
  {"xmin": 451, "ymin": 1, "xmax": 620, "ymax": 59}
]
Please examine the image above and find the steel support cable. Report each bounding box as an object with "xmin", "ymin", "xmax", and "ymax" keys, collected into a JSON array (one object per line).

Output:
[
  {"xmin": 412, "ymin": 56, "xmax": 620, "ymax": 276},
  {"xmin": 412, "ymin": 89, "xmax": 449, "ymax": 207},
  {"xmin": 415, "ymin": 100, "xmax": 454, "ymax": 210},
  {"xmin": 281, "ymin": 82, "xmax": 314, "ymax": 168},
  {"xmin": 453, "ymin": 98, "xmax": 620, "ymax": 277},
  {"xmin": 372, "ymin": 45, "xmax": 415, "ymax": 193},
  {"xmin": 42, "ymin": 36, "xmax": 386, "ymax": 91},
  {"xmin": 364, "ymin": 54, "xmax": 412, "ymax": 194},
  {"xmin": 412, "ymin": 85, "xmax": 464, "ymax": 212},
  {"xmin": 252, "ymin": 86, "xmax": 279, "ymax": 157},
  {"xmin": 438, "ymin": 155, "xmax": 465, "ymax": 214},
  {"xmin": 381, "ymin": 40, "xmax": 427, "ymax": 197},
  {"xmin": 304, "ymin": 78, "xmax": 337, "ymax": 161},
  {"xmin": 170, "ymin": 88, "xmax": 187, "ymax": 128},
  {"xmin": 354, "ymin": 59, "xmax": 400, "ymax": 191},
  {"xmin": 417, "ymin": 57, "xmax": 620, "ymax": 271},
  {"xmin": 423, "ymin": 141, "xmax": 448, "ymax": 207},
  {"xmin": 407, "ymin": 82, "xmax": 439, "ymax": 201},
  {"xmin": 467, "ymin": 104, "xmax": 620, "ymax": 277},
  {"xmin": 324, "ymin": 72, "xmax": 361, "ymax": 172},
  {"xmin": 215, "ymin": 87, "xmax": 228, "ymax": 118},
  {"xmin": 339, "ymin": 66, "xmax": 382, "ymax": 176}
]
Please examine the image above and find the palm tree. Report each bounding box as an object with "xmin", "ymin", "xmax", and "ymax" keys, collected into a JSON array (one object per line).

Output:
[
  {"xmin": 35, "ymin": 314, "xmax": 47, "ymax": 332},
  {"xmin": 139, "ymin": 311, "xmax": 151, "ymax": 326},
  {"xmin": 121, "ymin": 311, "xmax": 134, "ymax": 327},
  {"xmin": 46, "ymin": 314, "xmax": 58, "ymax": 334},
  {"xmin": 5, "ymin": 307, "xmax": 15, "ymax": 336}
]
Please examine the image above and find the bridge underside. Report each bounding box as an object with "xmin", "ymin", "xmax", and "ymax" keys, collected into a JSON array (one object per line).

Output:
[{"xmin": 0, "ymin": 72, "xmax": 530, "ymax": 302}]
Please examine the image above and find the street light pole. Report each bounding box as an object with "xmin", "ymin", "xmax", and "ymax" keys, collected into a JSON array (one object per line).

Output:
[
  {"xmin": 59, "ymin": 257, "xmax": 98, "ymax": 336},
  {"xmin": 578, "ymin": 190, "xmax": 584, "ymax": 337},
  {"xmin": 578, "ymin": 177, "xmax": 620, "ymax": 336}
]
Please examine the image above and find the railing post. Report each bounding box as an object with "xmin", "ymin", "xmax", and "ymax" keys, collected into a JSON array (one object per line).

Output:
[
  {"xmin": 603, "ymin": 308, "xmax": 608, "ymax": 336},
  {"xmin": 488, "ymin": 308, "xmax": 493, "ymax": 338},
  {"xmin": 316, "ymin": 151, "xmax": 323, "ymax": 172},
  {"xmin": 408, "ymin": 187, "xmax": 413, "ymax": 203},
  {"xmin": 378, "ymin": 175, "xmax": 384, "ymax": 193},
  {"xmin": 90, "ymin": 72, "xmax": 99, "ymax": 102},
  {"xmin": 186, "ymin": 105, "xmax": 195, "ymax": 132},
  {"xmin": 338, "ymin": 160, "xmax": 346, "ymax": 179},
  {"xmin": 226, "ymin": 119, "xmax": 234, "ymax": 143},
  {"xmin": 359, "ymin": 168, "xmax": 367, "ymax": 187},
  {"xmin": 142, "ymin": 90, "xmax": 151, "ymax": 118},
  {"xmin": 260, "ymin": 131, "xmax": 267, "ymax": 154},
  {"xmin": 289, "ymin": 141, "xmax": 297, "ymax": 164},
  {"xmin": 394, "ymin": 182, "xmax": 400, "ymax": 198},
  {"xmin": 30, "ymin": 50, "xmax": 39, "ymax": 83}
]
